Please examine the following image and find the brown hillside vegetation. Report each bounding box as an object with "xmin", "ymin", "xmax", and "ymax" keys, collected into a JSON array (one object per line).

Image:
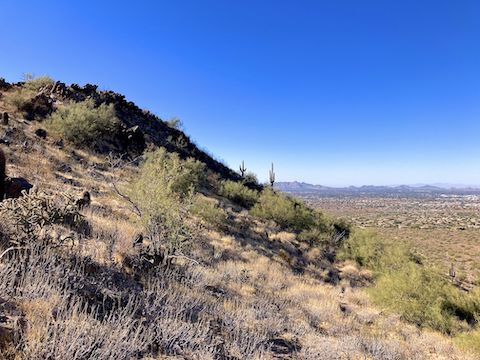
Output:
[{"xmin": 0, "ymin": 76, "xmax": 477, "ymax": 359}]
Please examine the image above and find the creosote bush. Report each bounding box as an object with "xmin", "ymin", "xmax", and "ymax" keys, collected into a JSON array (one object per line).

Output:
[
  {"xmin": 129, "ymin": 148, "xmax": 205, "ymax": 219},
  {"xmin": 192, "ymin": 195, "xmax": 227, "ymax": 229},
  {"xmin": 45, "ymin": 99, "xmax": 120, "ymax": 149},
  {"xmin": 24, "ymin": 75, "xmax": 55, "ymax": 92},
  {"xmin": 129, "ymin": 148, "xmax": 206, "ymax": 260},
  {"xmin": 219, "ymin": 180, "xmax": 259, "ymax": 208}
]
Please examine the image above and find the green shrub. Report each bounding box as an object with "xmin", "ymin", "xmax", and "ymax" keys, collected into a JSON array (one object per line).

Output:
[
  {"xmin": 251, "ymin": 189, "xmax": 316, "ymax": 232},
  {"xmin": 192, "ymin": 195, "xmax": 227, "ymax": 229},
  {"xmin": 9, "ymin": 91, "xmax": 30, "ymax": 111},
  {"xmin": 219, "ymin": 180, "xmax": 259, "ymax": 208},
  {"xmin": 46, "ymin": 100, "xmax": 120, "ymax": 148},
  {"xmin": 242, "ymin": 172, "xmax": 259, "ymax": 188},
  {"xmin": 337, "ymin": 230, "xmax": 410, "ymax": 271},
  {"xmin": 129, "ymin": 149, "xmax": 206, "ymax": 260},
  {"xmin": 369, "ymin": 263, "xmax": 458, "ymax": 333},
  {"xmin": 24, "ymin": 75, "xmax": 55, "ymax": 92},
  {"xmin": 250, "ymin": 189, "xmax": 350, "ymax": 247},
  {"xmin": 129, "ymin": 148, "xmax": 205, "ymax": 221},
  {"xmin": 165, "ymin": 117, "xmax": 183, "ymax": 130}
]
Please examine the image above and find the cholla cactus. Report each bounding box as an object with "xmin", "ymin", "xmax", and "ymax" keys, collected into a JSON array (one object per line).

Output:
[
  {"xmin": 239, "ymin": 161, "xmax": 247, "ymax": 177},
  {"xmin": 0, "ymin": 187, "xmax": 82, "ymax": 246},
  {"xmin": 269, "ymin": 163, "xmax": 275, "ymax": 187}
]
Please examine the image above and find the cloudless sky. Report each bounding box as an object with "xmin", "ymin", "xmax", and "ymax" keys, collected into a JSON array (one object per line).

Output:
[{"xmin": 1, "ymin": 0, "xmax": 479, "ymax": 186}]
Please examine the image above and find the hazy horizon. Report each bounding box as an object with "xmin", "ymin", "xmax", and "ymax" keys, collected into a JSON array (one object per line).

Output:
[
  {"xmin": 2, "ymin": 0, "xmax": 479, "ymax": 186},
  {"xmin": 275, "ymin": 180, "xmax": 480, "ymax": 189}
]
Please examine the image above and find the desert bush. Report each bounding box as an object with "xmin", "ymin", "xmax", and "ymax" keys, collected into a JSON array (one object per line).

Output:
[
  {"xmin": 242, "ymin": 172, "xmax": 259, "ymax": 188},
  {"xmin": 9, "ymin": 91, "xmax": 30, "ymax": 110},
  {"xmin": 251, "ymin": 189, "xmax": 350, "ymax": 248},
  {"xmin": 45, "ymin": 99, "xmax": 120, "ymax": 149},
  {"xmin": 129, "ymin": 148, "xmax": 205, "ymax": 219},
  {"xmin": 219, "ymin": 180, "xmax": 258, "ymax": 208},
  {"xmin": 24, "ymin": 75, "xmax": 55, "ymax": 92},
  {"xmin": 337, "ymin": 230, "xmax": 411, "ymax": 271},
  {"xmin": 251, "ymin": 189, "xmax": 315, "ymax": 232},
  {"xmin": 129, "ymin": 148, "xmax": 205, "ymax": 261},
  {"xmin": 192, "ymin": 195, "xmax": 227, "ymax": 229},
  {"xmin": 165, "ymin": 116, "xmax": 183, "ymax": 130},
  {"xmin": 369, "ymin": 263, "xmax": 458, "ymax": 333},
  {"xmin": 145, "ymin": 193, "xmax": 196, "ymax": 264}
]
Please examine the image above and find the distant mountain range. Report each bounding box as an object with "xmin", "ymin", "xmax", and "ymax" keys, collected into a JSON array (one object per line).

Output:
[{"xmin": 275, "ymin": 181, "xmax": 480, "ymax": 195}]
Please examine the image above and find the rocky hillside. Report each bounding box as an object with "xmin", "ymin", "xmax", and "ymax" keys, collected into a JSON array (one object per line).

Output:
[{"xmin": 0, "ymin": 76, "xmax": 475, "ymax": 360}]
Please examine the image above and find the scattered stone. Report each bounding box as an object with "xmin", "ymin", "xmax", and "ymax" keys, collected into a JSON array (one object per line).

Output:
[
  {"xmin": 0, "ymin": 78, "xmax": 11, "ymax": 90},
  {"xmin": 2, "ymin": 112, "xmax": 8, "ymax": 125},
  {"xmin": 204, "ymin": 285, "xmax": 228, "ymax": 298},
  {"xmin": 34, "ymin": 128, "xmax": 47, "ymax": 139}
]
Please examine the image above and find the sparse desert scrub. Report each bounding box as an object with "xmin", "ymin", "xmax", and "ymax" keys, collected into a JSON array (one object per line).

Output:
[
  {"xmin": 192, "ymin": 194, "xmax": 227, "ymax": 230},
  {"xmin": 219, "ymin": 179, "xmax": 259, "ymax": 208},
  {"xmin": 251, "ymin": 188, "xmax": 350, "ymax": 248},
  {"xmin": 340, "ymin": 230, "xmax": 480, "ymax": 346},
  {"xmin": 128, "ymin": 148, "xmax": 207, "ymax": 264},
  {"xmin": 45, "ymin": 99, "xmax": 121, "ymax": 149},
  {"xmin": 23, "ymin": 75, "xmax": 55, "ymax": 92}
]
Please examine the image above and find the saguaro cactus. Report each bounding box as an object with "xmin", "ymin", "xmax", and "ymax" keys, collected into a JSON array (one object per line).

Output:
[
  {"xmin": 269, "ymin": 163, "xmax": 275, "ymax": 187},
  {"xmin": 239, "ymin": 161, "xmax": 247, "ymax": 177}
]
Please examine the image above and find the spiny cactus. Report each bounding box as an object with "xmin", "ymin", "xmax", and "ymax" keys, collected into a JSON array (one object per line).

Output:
[
  {"xmin": 0, "ymin": 187, "xmax": 83, "ymax": 246},
  {"xmin": 239, "ymin": 160, "xmax": 247, "ymax": 177},
  {"xmin": 269, "ymin": 163, "xmax": 275, "ymax": 187}
]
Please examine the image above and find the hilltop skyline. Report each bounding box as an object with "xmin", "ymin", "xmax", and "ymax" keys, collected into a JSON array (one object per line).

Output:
[{"xmin": 1, "ymin": 0, "xmax": 479, "ymax": 186}]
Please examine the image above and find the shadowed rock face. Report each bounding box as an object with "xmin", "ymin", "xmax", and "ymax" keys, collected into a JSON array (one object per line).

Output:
[
  {"xmin": 0, "ymin": 148, "xmax": 5, "ymax": 201},
  {"xmin": 4, "ymin": 178, "xmax": 33, "ymax": 199}
]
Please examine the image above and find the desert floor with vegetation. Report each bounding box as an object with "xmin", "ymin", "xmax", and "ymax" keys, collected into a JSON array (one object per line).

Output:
[
  {"xmin": 306, "ymin": 195, "xmax": 480, "ymax": 287},
  {"xmin": 0, "ymin": 76, "xmax": 479, "ymax": 359}
]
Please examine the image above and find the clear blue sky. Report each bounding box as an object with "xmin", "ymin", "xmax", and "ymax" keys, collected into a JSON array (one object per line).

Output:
[{"xmin": 1, "ymin": 1, "xmax": 479, "ymax": 186}]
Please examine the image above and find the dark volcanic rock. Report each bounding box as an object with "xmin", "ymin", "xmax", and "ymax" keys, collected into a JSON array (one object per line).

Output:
[
  {"xmin": 34, "ymin": 128, "xmax": 47, "ymax": 139},
  {"xmin": 4, "ymin": 177, "xmax": 33, "ymax": 199},
  {"xmin": 21, "ymin": 94, "xmax": 54, "ymax": 120}
]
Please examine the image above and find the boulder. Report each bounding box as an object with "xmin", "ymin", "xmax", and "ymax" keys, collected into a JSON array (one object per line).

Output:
[
  {"xmin": 34, "ymin": 128, "xmax": 47, "ymax": 139},
  {"xmin": 22, "ymin": 94, "xmax": 54, "ymax": 121},
  {"xmin": 4, "ymin": 177, "xmax": 33, "ymax": 199}
]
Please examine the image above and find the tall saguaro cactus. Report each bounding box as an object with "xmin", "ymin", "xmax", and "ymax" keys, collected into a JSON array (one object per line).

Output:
[
  {"xmin": 239, "ymin": 160, "xmax": 247, "ymax": 177},
  {"xmin": 269, "ymin": 163, "xmax": 275, "ymax": 187}
]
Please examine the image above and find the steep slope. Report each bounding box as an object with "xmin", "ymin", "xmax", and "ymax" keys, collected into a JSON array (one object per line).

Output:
[{"xmin": 0, "ymin": 77, "xmax": 475, "ymax": 360}]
